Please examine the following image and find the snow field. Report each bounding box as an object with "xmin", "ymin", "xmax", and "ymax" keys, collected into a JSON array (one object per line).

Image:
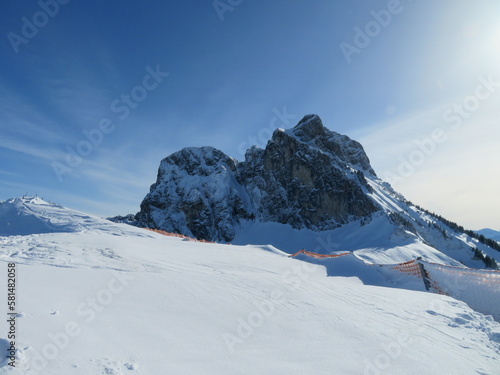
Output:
[
  {"xmin": 0, "ymin": 229, "xmax": 498, "ymax": 374},
  {"xmin": 0, "ymin": 198, "xmax": 498, "ymax": 374}
]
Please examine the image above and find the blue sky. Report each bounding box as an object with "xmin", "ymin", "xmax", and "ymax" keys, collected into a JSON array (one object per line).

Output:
[{"xmin": 1, "ymin": 0, "xmax": 499, "ymax": 230}]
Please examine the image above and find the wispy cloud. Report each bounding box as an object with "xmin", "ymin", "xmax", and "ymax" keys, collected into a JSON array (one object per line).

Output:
[
  {"xmin": 358, "ymin": 96, "xmax": 500, "ymax": 229},
  {"xmin": 0, "ymin": 170, "xmax": 19, "ymax": 178},
  {"xmin": 0, "ymin": 137, "xmax": 65, "ymax": 161}
]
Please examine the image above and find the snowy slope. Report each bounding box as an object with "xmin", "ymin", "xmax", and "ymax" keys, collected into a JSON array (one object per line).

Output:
[
  {"xmin": 0, "ymin": 197, "xmax": 136, "ymax": 237},
  {"xmin": 479, "ymin": 229, "xmax": 500, "ymax": 242},
  {"xmin": 0, "ymin": 199, "xmax": 499, "ymax": 374},
  {"xmin": 232, "ymin": 175, "xmax": 500, "ymax": 270}
]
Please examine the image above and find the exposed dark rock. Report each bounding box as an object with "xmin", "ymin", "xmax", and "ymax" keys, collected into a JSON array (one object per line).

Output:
[{"xmin": 136, "ymin": 115, "xmax": 380, "ymax": 241}]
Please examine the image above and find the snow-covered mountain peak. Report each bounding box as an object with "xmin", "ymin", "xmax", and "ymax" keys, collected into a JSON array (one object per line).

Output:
[
  {"xmin": 282, "ymin": 114, "xmax": 376, "ymax": 176},
  {"xmin": 2, "ymin": 130, "xmax": 500, "ymax": 374},
  {"xmin": 478, "ymin": 228, "xmax": 500, "ymax": 242},
  {"xmin": 12, "ymin": 196, "xmax": 50, "ymax": 205},
  {"xmin": 158, "ymin": 146, "xmax": 237, "ymax": 177},
  {"xmin": 0, "ymin": 197, "xmax": 73, "ymax": 236},
  {"xmin": 128, "ymin": 114, "xmax": 500, "ymax": 271},
  {"xmin": 136, "ymin": 115, "xmax": 382, "ymax": 241},
  {"xmin": 288, "ymin": 113, "xmax": 325, "ymax": 138},
  {"xmin": 0, "ymin": 196, "xmax": 142, "ymax": 237}
]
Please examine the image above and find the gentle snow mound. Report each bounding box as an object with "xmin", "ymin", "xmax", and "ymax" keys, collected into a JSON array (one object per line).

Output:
[{"xmin": 0, "ymin": 197, "xmax": 136, "ymax": 236}]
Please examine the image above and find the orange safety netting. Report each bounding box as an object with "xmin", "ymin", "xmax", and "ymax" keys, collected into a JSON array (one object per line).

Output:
[
  {"xmin": 422, "ymin": 262, "xmax": 500, "ymax": 288},
  {"xmin": 423, "ymin": 261, "xmax": 500, "ymax": 277},
  {"xmin": 144, "ymin": 228, "xmax": 218, "ymax": 244},
  {"xmin": 289, "ymin": 249, "xmax": 351, "ymax": 259},
  {"xmin": 388, "ymin": 260, "xmax": 423, "ymax": 278},
  {"xmin": 289, "ymin": 250, "xmax": 500, "ymax": 298},
  {"xmin": 428, "ymin": 277, "xmax": 449, "ymax": 295}
]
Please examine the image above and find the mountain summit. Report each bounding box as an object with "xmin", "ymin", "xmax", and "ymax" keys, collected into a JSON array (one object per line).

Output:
[
  {"xmin": 287, "ymin": 114, "xmax": 376, "ymax": 175},
  {"xmin": 136, "ymin": 115, "xmax": 379, "ymax": 242},
  {"xmin": 131, "ymin": 114, "xmax": 499, "ymax": 270}
]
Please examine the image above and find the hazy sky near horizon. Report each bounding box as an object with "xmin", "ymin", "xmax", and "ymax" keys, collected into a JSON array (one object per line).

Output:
[{"xmin": 0, "ymin": 0, "xmax": 499, "ymax": 230}]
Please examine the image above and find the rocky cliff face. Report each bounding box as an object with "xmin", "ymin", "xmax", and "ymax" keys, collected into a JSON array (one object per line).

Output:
[
  {"xmin": 136, "ymin": 147, "xmax": 252, "ymax": 242},
  {"xmin": 136, "ymin": 114, "xmax": 380, "ymax": 242}
]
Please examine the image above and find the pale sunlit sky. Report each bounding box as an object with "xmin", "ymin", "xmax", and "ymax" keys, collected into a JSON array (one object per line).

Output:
[{"xmin": 0, "ymin": 0, "xmax": 499, "ymax": 230}]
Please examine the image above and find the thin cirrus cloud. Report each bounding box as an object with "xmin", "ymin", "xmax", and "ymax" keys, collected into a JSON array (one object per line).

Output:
[{"xmin": 0, "ymin": 137, "xmax": 64, "ymax": 162}]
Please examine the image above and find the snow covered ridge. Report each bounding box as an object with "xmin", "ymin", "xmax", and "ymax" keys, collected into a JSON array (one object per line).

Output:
[
  {"xmin": 0, "ymin": 197, "xmax": 144, "ymax": 237},
  {"xmin": 478, "ymin": 228, "xmax": 500, "ymax": 243},
  {"xmin": 0, "ymin": 200, "xmax": 499, "ymax": 374}
]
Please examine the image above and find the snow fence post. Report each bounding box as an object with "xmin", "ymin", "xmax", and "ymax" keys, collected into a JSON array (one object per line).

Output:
[{"xmin": 418, "ymin": 261, "xmax": 431, "ymax": 291}]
